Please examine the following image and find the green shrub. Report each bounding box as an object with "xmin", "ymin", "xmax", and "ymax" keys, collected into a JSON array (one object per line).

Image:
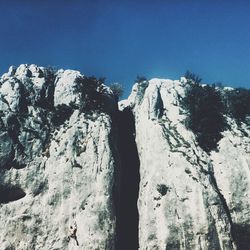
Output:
[
  {"xmin": 225, "ymin": 88, "xmax": 250, "ymax": 123},
  {"xmin": 7, "ymin": 114, "xmax": 21, "ymax": 144},
  {"xmin": 157, "ymin": 184, "xmax": 168, "ymax": 196},
  {"xmin": 74, "ymin": 76, "xmax": 105, "ymax": 113},
  {"xmin": 135, "ymin": 75, "xmax": 147, "ymax": 83},
  {"xmin": 184, "ymin": 70, "xmax": 202, "ymax": 84},
  {"xmin": 182, "ymin": 83, "xmax": 226, "ymax": 152},
  {"xmin": 110, "ymin": 83, "xmax": 124, "ymax": 101},
  {"xmin": 35, "ymin": 67, "xmax": 56, "ymax": 110},
  {"xmin": 134, "ymin": 75, "xmax": 149, "ymax": 104},
  {"xmin": 51, "ymin": 104, "xmax": 74, "ymax": 126}
]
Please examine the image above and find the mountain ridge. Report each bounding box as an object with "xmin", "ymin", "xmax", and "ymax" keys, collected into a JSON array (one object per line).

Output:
[{"xmin": 0, "ymin": 64, "xmax": 249, "ymax": 249}]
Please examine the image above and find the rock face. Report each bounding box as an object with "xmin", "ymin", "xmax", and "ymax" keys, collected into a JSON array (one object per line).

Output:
[
  {"xmin": 0, "ymin": 65, "xmax": 249, "ymax": 250},
  {"xmin": 210, "ymin": 123, "xmax": 250, "ymax": 249},
  {"xmin": 0, "ymin": 64, "xmax": 118, "ymax": 249},
  {"xmin": 120, "ymin": 78, "xmax": 249, "ymax": 250}
]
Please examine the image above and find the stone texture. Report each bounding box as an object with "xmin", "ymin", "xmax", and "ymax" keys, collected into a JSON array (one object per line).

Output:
[
  {"xmin": 0, "ymin": 65, "xmax": 249, "ymax": 250},
  {"xmin": 210, "ymin": 120, "xmax": 250, "ymax": 249},
  {"xmin": 122, "ymin": 78, "xmax": 245, "ymax": 250},
  {"xmin": 0, "ymin": 65, "xmax": 118, "ymax": 250}
]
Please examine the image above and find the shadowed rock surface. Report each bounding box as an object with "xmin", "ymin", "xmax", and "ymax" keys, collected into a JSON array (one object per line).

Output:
[{"xmin": 115, "ymin": 108, "xmax": 140, "ymax": 250}]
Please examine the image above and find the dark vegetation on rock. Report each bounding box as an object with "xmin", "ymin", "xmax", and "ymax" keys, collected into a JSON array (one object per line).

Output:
[
  {"xmin": 51, "ymin": 104, "xmax": 74, "ymax": 126},
  {"xmin": 157, "ymin": 184, "xmax": 168, "ymax": 196},
  {"xmin": 184, "ymin": 70, "xmax": 202, "ymax": 84},
  {"xmin": 109, "ymin": 83, "xmax": 124, "ymax": 102},
  {"xmin": 7, "ymin": 114, "xmax": 21, "ymax": 144},
  {"xmin": 182, "ymin": 71, "xmax": 250, "ymax": 152},
  {"xmin": 225, "ymin": 88, "xmax": 250, "ymax": 123},
  {"xmin": 135, "ymin": 76, "xmax": 149, "ymax": 104},
  {"xmin": 74, "ymin": 76, "xmax": 106, "ymax": 113},
  {"xmin": 181, "ymin": 81, "xmax": 226, "ymax": 152},
  {"xmin": 34, "ymin": 68, "xmax": 56, "ymax": 110}
]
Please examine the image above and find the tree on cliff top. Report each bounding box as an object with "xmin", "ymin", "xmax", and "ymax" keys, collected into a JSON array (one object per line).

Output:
[
  {"xmin": 182, "ymin": 82, "xmax": 226, "ymax": 152},
  {"xmin": 109, "ymin": 83, "xmax": 124, "ymax": 101}
]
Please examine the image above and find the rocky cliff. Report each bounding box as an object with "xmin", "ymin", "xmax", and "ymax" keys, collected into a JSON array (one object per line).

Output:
[
  {"xmin": 0, "ymin": 65, "xmax": 249, "ymax": 250},
  {"xmin": 120, "ymin": 78, "xmax": 250, "ymax": 250},
  {"xmin": 0, "ymin": 65, "xmax": 118, "ymax": 249}
]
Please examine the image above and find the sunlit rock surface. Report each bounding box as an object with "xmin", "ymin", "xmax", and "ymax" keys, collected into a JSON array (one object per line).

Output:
[
  {"xmin": 0, "ymin": 65, "xmax": 249, "ymax": 250},
  {"xmin": 210, "ymin": 120, "xmax": 250, "ymax": 249},
  {"xmin": 0, "ymin": 64, "xmax": 118, "ymax": 250},
  {"xmin": 121, "ymin": 78, "xmax": 249, "ymax": 250}
]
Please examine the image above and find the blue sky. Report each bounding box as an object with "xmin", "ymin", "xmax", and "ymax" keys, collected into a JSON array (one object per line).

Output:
[{"xmin": 1, "ymin": 0, "xmax": 250, "ymax": 96}]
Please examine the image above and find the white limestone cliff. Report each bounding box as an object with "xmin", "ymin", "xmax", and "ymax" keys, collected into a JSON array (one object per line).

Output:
[
  {"xmin": 0, "ymin": 65, "xmax": 249, "ymax": 250},
  {"xmin": 121, "ymin": 78, "xmax": 249, "ymax": 249},
  {"xmin": 0, "ymin": 65, "xmax": 118, "ymax": 250}
]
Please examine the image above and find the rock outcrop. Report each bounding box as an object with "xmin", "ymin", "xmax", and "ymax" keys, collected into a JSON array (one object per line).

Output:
[
  {"xmin": 0, "ymin": 64, "xmax": 118, "ymax": 249},
  {"xmin": 210, "ymin": 122, "xmax": 250, "ymax": 249},
  {"xmin": 0, "ymin": 65, "xmax": 249, "ymax": 250},
  {"xmin": 120, "ymin": 78, "xmax": 249, "ymax": 250}
]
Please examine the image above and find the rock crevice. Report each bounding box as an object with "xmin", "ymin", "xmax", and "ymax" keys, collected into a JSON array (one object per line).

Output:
[
  {"xmin": 114, "ymin": 107, "xmax": 140, "ymax": 250},
  {"xmin": 0, "ymin": 65, "xmax": 249, "ymax": 249}
]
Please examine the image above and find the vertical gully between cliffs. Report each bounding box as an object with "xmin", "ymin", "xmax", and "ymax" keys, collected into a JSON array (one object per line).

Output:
[{"xmin": 113, "ymin": 107, "xmax": 140, "ymax": 250}]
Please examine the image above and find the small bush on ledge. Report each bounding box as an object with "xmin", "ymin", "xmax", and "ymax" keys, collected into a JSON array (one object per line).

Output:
[
  {"xmin": 157, "ymin": 184, "xmax": 169, "ymax": 196},
  {"xmin": 184, "ymin": 70, "xmax": 202, "ymax": 84},
  {"xmin": 74, "ymin": 76, "xmax": 105, "ymax": 113},
  {"xmin": 109, "ymin": 83, "xmax": 124, "ymax": 101},
  {"xmin": 135, "ymin": 75, "xmax": 149, "ymax": 104},
  {"xmin": 51, "ymin": 104, "xmax": 74, "ymax": 126},
  {"xmin": 181, "ymin": 83, "xmax": 226, "ymax": 152},
  {"xmin": 225, "ymin": 88, "xmax": 250, "ymax": 123}
]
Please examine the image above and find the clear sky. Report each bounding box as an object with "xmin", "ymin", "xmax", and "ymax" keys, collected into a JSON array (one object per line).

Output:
[{"xmin": 1, "ymin": 0, "xmax": 250, "ymax": 96}]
